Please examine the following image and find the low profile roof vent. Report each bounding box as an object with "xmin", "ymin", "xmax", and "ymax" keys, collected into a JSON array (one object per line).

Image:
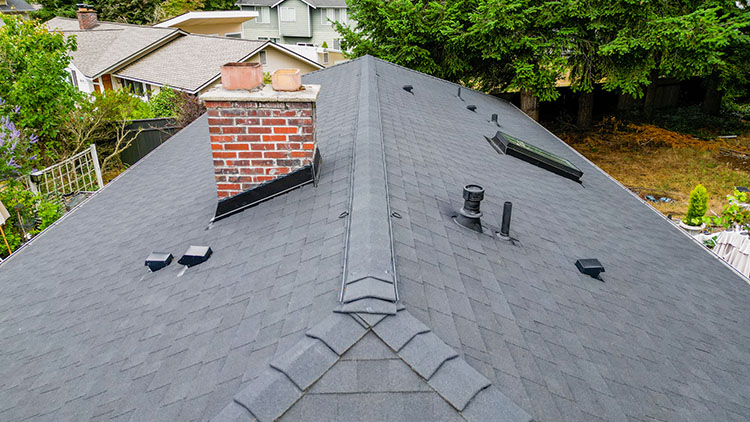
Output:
[
  {"xmin": 402, "ymin": 85, "xmax": 413, "ymax": 93},
  {"xmin": 145, "ymin": 252, "xmax": 173, "ymax": 272},
  {"xmin": 466, "ymin": 104, "xmax": 477, "ymax": 112},
  {"xmin": 178, "ymin": 246, "xmax": 212, "ymax": 267},
  {"xmin": 575, "ymin": 259, "xmax": 604, "ymax": 280},
  {"xmin": 455, "ymin": 184, "xmax": 484, "ymax": 233}
]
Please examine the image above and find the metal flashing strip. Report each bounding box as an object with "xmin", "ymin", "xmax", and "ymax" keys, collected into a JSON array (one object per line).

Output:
[
  {"xmin": 213, "ymin": 149, "xmax": 322, "ymax": 221},
  {"xmin": 338, "ymin": 56, "xmax": 398, "ymax": 314}
]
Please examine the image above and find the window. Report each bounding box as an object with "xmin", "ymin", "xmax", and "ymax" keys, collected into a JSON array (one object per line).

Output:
[
  {"xmin": 321, "ymin": 8, "xmax": 335, "ymax": 25},
  {"xmin": 322, "ymin": 52, "xmax": 329, "ymax": 64},
  {"xmin": 333, "ymin": 38, "xmax": 341, "ymax": 50},
  {"xmin": 247, "ymin": 6, "xmax": 270, "ymax": 23},
  {"xmin": 280, "ymin": 7, "xmax": 296, "ymax": 22},
  {"xmin": 92, "ymin": 77, "xmax": 103, "ymax": 93},
  {"xmin": 339, "ymin": 9, "xmax": 347, "ymax": 24},
  {"xmin": 225, "ymin": 32, "xmax": 242, "ymax": 38},
  {"xmin": 121, "ymin": 78, "xmax": 145, "ymax": 96},
  {"xmin": 259, "ymin": 50, "xmax": 267, "ymax": 65},
  {"xmin": 68, "ymin": 69, "xmax": 79, "ymax": 88},
  {"xmin": 296, "ymin": 42, "xmax": 313, "ymax": 46}
]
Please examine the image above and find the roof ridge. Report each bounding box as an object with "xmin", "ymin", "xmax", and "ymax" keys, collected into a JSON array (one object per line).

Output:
[{"xmin": 336, "ymin": 55, "xmax": 398, "ymax": 314}]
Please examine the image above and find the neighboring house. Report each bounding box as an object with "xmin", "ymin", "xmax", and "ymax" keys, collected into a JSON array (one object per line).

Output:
[
  {"xmin": 283, "ymin": 43, "xmax": 347, "ymax": 66},
  {"xmin": 1, "ymin": 55, "xmax": 750, "ymax": 421},
  {"xmin": 237, "ymin": 0, "xmax": 350, "ymax": 48},
  {"xmin": 153, "ymin": 10, "xmax": 259, "ymax": 38},
  {"xmin": 0, "ymin": 0, "xmax": 34, "ymax": 23},
  {"xmin": 115, "ymin": 35, "xmax": 322, "ymax": 95},
  {"xmin": 47, "ymin": 9, "xmax": 322, "ymax": 97}
]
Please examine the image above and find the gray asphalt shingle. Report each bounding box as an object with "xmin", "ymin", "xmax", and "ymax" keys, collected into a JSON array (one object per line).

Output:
[{"xmin": 1, "ymin": 54, "xmax": 749, "ymax": 421}]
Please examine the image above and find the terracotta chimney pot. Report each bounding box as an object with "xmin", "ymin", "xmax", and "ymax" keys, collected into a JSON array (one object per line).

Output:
[{"xmin": 220, "ymin": 62, "xmax": 264, "ymax": 91}]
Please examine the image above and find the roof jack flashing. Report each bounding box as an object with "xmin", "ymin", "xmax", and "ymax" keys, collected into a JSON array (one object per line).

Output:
[{"xmin": 488, "ymin": 131, "xmax": 583, "ymax": 183}]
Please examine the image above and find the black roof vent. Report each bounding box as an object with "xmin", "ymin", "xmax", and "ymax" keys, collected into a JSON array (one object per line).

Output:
[
  {"xmin": 402, "ymin": 85, "xmax": 413, "ymax": 93},
  {"xmin": 145, "ymin": 252, "xmax": 173, "ymax": 272},
  {"xmin": 575, "ymin": 259, "xmax": 604, "ymax": 280},
  {"xmin": 498, "ymin": 201, "xmax": 512, "ymax": 239},
  {"xmin": 489, "ymin": 131, "xmax": 583, "ymax": 182},
  {"xmin": 178, "ymin": 245, "xmax": 212, "ymax": 267},
  {"xmin": 457, "ymin": 86, "xmax": 464, "ymax": 101},
  {"xmin": 455, "ymin": 184, "xmax": 484, "ymax": 233},
  {"xmin": 490, "ymin": 113, "xmax": 501, "ymax": 127},
  {"xmin": 467, "ymin": 105, "xmax": 477, "ymax": 112}
]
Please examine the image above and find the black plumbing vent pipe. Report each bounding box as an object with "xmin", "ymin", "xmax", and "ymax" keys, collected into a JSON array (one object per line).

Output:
[
  {"xmin": 457, "ymin": 86, "xmax": 464, "ymax": 101},
  {"xmin": 499, "ymin": 201, "xmax": 512, "ymax": 239},
  {"xmin": 455, "ymin": 184, "xmax": 484, "ymax": 233}
]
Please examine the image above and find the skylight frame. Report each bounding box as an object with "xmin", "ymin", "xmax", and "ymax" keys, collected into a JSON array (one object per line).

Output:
[{"xmin": 488, "ymin": 131, "xmax": 583, "ymax": 182}]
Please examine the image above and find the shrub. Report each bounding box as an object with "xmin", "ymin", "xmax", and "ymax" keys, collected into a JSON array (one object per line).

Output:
[
  {"xmin": 148, "ymin": 86, "xmax": 179, "ymax": 118},
  {"xmin": 684, "ymin": 184, "xmax": 708, "ymax": 226},
  {"xmin": 0, "ymin": 180, "xmax": 63, "ymax": 257},
  {"xmin": 0, "ymin": 99, "xmax": 39, "ymax": 180}
]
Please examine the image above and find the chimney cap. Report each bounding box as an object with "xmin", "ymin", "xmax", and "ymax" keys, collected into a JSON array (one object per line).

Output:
[{"xmin": 200, "ymin": 83, "xmax": 320, "ymax": 103}]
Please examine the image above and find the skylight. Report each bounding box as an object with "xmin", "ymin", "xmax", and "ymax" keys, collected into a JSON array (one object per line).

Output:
[{"xmin": 488, "ymin": 131, "xmax": 583, "ymax": 182}]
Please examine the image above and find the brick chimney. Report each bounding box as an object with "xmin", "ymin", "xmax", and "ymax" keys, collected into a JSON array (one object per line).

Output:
[
  {"xmin": 76, "ymin": 4, "xmax": 99, "ymax": 30},
  {"xmin": 200, "ymin": 67, "xmax": 321, "ymax": 219}
]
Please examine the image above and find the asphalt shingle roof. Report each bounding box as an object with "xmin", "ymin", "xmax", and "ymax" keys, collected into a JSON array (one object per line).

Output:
[
  {"xmin": 116, "ymin": 35, "xmax": 266, "ymax": 93},
  {"xmin": 1, "ymin": 55, "xmax": 749, "ymax": 421},
  {"xmin": 0, "ymin": 0, "xmax": 34, "ymax": 13},
  {"xmin": 46, "ymin": 17, "xmax": 180, "ymax": 79}
]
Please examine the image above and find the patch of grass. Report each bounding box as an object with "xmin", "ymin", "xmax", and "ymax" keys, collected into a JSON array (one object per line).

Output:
[{"xmin": 620, "ymin": 104, "xmax": 750, "ymax": 139}]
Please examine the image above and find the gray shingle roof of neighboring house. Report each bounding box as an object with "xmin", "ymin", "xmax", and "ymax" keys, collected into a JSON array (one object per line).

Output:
[
  {"xmin": 116, "ymin": 35, "xmax": 267, "ymax": 93},
  {"xmin": 46, "ymin": 17, "xmax": 180, "ymax": 79},
  {"xmin": 2, "ymin": 55, "xmax": 750, "ymax": 421},
  {"xmin": 0, "ymin": 0, "xmax": 34, "ymax": 13},
  {"xmin": 236, "ymin": 0, "xmax": 347, "ymax": 7}
]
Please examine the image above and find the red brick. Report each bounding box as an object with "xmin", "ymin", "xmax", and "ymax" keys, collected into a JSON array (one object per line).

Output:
[
  {"xmin": 246, "ymin": 127, "xmax": 272, "ymax": 134},
  {"xmin": 207, "ymin": 109, "xmax": 220, "ymax": 117},
  {"xmin": 217, "ymin": 191, "xmax": 229, "ymax": 198},
  {"xmin": 212, "ymin": 151, "xmax": 237, "ymax": 158},
  {"xmin": 255, "ymin": 175, "xmax": 275, "ymax": 183},
  {"xmin": 224, "ymin": 143, "xmax": 250, "ymax": 150},
  {"xmin": 262, "ymin": 135, "xmax": 287, "ymax": 142},
  {"xmin": 266, "ymin": 167, "xmax": 291, "ymax": 175},
  {"xmin": 251, "ymin": 143, "xmax": 275, "ymax": 150},
  {"xmin": 251, "ymin": 159, "xmax": 274, "ymax": 166},
  {"xmin": 208, "ymin": 118, "xmax": 234, "ymax": 126},
  {"xmin": 205, "ymin": 101, "xmax": 231, "ymax": 108},
  {"xmin": 288, "ymin": 135, "xmax": 312, "ymax": 142},
  {"xmin": 299, "ymin": 110, "xmax": 313, "ymax": 117},
  {"xmin": 273, "ymin": 127, "xmax": 298, "ymax": 134},
  {"xmin": 238, "ymin": 176, "xmax": 255, "ymax": 183},
  {"xmin": 291, "ymin": 151, "xmax": 312, "ymax": 158},
  {"xmin": 237, "ymin": 135, "xmax": 261, "ymax": 142},
  {"xmin": 302, "ymin": 126, "xmax": 313, "ymax": 134},
  {"xmin": 236, "ymin": 118, "xmax": 260, "ymax": 125},
  {"xmin": 238, "ymin": 151, "xmax": 263, "ymax": 158},
  {"xmin": 211, "ymin": 135, "xmax": 235, "ymax": 143},
  {"xmin": 277, "ymin": 143, "xmax": 301, "ymax": 150},
  {"xmin": 220, "ymin": 109, "xmax": 246, "ymax": 117},
  {"xmin": 211, "ymin": 144, "xmax": 223, "ymax": 150},
  {"xmin": 273, "ymin": 110, "xmax": 297, "ymax": 117},
  {"xmin": 213, "ymin": 160, "xmax": 225, "ymax": 166},
  {"xmin": 222, "ymin": 127, "xmax": 246, "ymax": 134},
  {"xmin": 209, "ymin": 126, "xmax": 221, "ymax": 134},
  {"xmin": 264, "ymin": 151, "xmax": 289, "ymax": 158},
  {"xmin": 217, "ymin": 183, "xmax": 240, "ymax": 190},
  {"xmin": 240, "ymin": 167, "xmax": 264, "ymax": 174},
  {"xmin": 302, "ymin": 143, "xmax": 315, "ymax": 150},
  {"xmin": 230, "ymin": 160, "xmax": 250, "ymax": 166},
  {"xmin": 262, "ymin": 118, "xmax": 287, "ymax": 125},
  {"xmin": 288, "ymin": 118, "xmax": 312, "ymax": 126}
]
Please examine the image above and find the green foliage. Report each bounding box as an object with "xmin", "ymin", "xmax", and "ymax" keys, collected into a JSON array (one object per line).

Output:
[
  {"xmin": 98, "ymin": 0, "xmax": 162, "ymax": 24},
  {"xmin": 0, "ymin": 99, "xmax": 39, "ymax": 180},
  {"xmin": 0, "ymin": 15, "xmax": 79, "ymax": 161},
  {"xmin": 0, "ymin": 180, "xmax": 63, "ymax": 257},
  {"xmin": 684, "ymin": 184, "xmax": 708, "ymax": 226},
  {"xmin": 704, "ymin": 189, "xmax": 750, "ymax": 231},
  {"xmin": 321, "ymin": 41, "xmax": 329, "ymax": 48},
  {"xmin": 149, "ymin": 86, "xmax": 179, "ymax": 118},
  {"xmin": 263, "ymin": 72, "xmax": 272, "ymax": 84}
]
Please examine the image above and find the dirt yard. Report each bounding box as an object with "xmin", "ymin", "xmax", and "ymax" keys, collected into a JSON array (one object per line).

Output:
[{"xmin": 555, "ymin": 117, "xmax": 750, "ymax": 221}]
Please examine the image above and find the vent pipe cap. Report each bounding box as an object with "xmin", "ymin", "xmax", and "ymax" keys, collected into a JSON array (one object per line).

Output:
[
  {"xmin": 145, "ymin": 252, "xmax": 173, "ymax": 272},
  {"xmin": 499, "ymin": 201, "xmax": 512, "ymax": 239},
  {"xmin": 178, "ymin": 245, "xmax": 213, "ymax": 267},
  {"xmin": 456, "ymin": 184, "xmax": 484, "ymax": 233},
  {"xmin": 575, "ymin": 259, "xmax": 604, "ymax": 279}
]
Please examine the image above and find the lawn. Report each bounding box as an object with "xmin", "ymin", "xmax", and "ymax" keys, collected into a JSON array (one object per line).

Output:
[{"xmin": 553, "ymin": 110, "xmax": 750, "ymax": 222}]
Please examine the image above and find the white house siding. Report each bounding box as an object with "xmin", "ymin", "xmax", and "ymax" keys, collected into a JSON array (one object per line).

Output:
[{"xmin": 309, "ymin": 7, "xmax": 350, "ymax": 48}]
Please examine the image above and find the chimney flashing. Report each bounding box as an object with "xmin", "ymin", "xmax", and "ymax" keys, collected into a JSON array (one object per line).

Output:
[{"xmin": 200, "ymin": 84, "xmax": 320, "ymax": 103}]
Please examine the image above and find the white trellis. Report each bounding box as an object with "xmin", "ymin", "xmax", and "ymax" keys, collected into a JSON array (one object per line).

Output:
[{"xmin": 25, "ymin": 144, "xmax": 104, "ymax": 198}]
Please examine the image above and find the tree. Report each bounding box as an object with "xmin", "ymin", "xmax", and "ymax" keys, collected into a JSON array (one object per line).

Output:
[
  {"xmin": 0, "ymin": 15, "xmax": 79, "ymax": 160},
  {"xmin": 0, "ymin": 100, "xmax": 39, "ymax": 180}
]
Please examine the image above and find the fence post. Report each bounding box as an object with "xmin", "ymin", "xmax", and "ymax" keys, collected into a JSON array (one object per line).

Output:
[
  {"xmin": 25, "ymin": 175, "xmax": 39, "ymax": 194},
  {"xmin": 90, "ymin": 144, "xmax": 104, "ymax": 190}
]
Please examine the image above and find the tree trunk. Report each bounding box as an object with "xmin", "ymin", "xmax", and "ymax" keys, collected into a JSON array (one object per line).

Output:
[
  {"xmin": 617, "ymin": 93, "xmax": 639, "ymax": 111},
  {"xmin": 643, "ymin": 69, "xmax": 659, "ymax": 117},
  {"xmin": 520, "ymin": 89, "xmax": 539, "ymax": 121},
  {"xmin": 577, "ymin": 91, "xmax": 594, "ymax": 129},
  {"xmin": 702, "ymin": 73, "xmax": 722, "ymax": 116}
]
